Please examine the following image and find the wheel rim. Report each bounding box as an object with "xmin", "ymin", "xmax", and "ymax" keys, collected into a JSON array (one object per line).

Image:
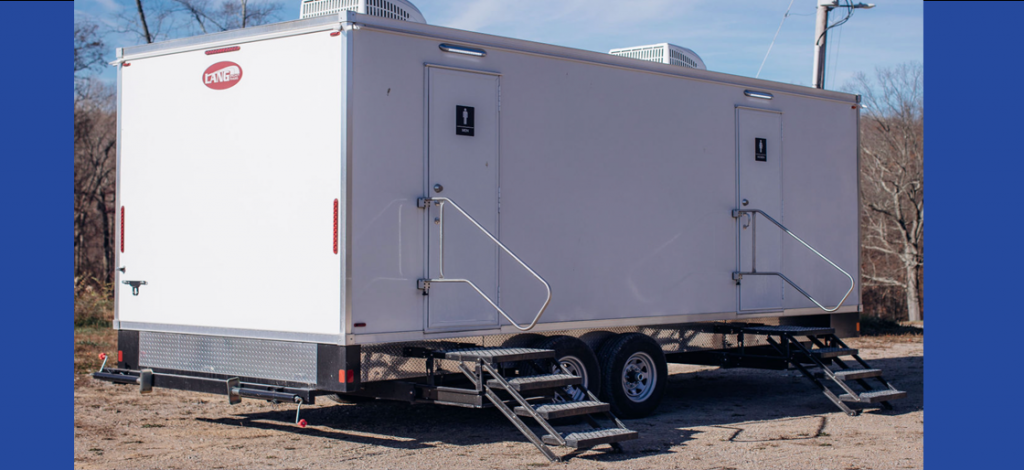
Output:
[
  {"xmin": 621, "ymin": 351, "xmax": 657, "ymax": 403},
  {"xmin": 551, "ymin": 355, "xmax": 589, "ymax": 402}
]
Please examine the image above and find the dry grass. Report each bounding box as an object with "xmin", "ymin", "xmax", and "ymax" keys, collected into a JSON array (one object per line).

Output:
[
  {"xmin": 75, "ymin": 280, "xmax": 114, "ymax": 328},
  {"xmin": 74, "ymin": 281, "xmax": 117, "ymax": 376},
  {"xmin": 75, "ymin": 326, "xmax": 117, "ymax": 376}
]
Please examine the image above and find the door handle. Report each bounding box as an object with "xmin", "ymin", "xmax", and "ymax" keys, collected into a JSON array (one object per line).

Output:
[
  {"xmin": 122, "ymin": 280, "xmax": 147, "ymax": 296},
  {"xmin": 433, "ymin": 184, "xmax": 444, "ymax": 193}
]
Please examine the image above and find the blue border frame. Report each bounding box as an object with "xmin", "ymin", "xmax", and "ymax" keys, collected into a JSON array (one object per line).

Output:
[
  {"xmin": 0, "ymin": 2, "xmax": 73, "ymax": 468},
  {"xmin": 927, "ymin": 2, "xmax": 1023, "ymax": 469},
  {"xmin": 1, "ymin": 1, "xmax": 1017, "ymax": 468}
]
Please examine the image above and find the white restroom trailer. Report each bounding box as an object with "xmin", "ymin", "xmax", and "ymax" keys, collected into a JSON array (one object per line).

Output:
[{"xmin": 99, "ymin": 7, "xmax": 895, "ymax": 459}]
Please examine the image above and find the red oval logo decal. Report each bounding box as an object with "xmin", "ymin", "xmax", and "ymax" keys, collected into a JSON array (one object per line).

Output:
[{"xmin": 203, "ymin": 61, "xmax": 242, "ymax": 90}]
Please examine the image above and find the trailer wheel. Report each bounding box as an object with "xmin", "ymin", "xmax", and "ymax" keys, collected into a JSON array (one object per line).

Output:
[
  {"xmin": 534, "ymin": 335, "xmax": 601, "ymax": 401},
  {"xmin": 597, "ymin": 333, "xmax": 667, "ymax": 419}
]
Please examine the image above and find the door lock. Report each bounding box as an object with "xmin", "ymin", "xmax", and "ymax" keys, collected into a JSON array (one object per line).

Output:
[
  {"xmin": 742, "ymin": 199, "xmax": 749, "ymax": 206},
  {"xmin": 433, "ymin": 184, "xmax": 444, "ymax": 193}
]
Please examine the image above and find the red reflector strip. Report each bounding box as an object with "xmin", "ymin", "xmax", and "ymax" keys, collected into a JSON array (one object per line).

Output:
[
  {"xmin": 354, "ymin": 323, "xmax": 366, "ymax": 327},
  {"xmin": 118, "ymin": 351, "xmax": 123, "ymax": 362},
  {"xmin": 333, "ymin": 199, "xmax": 339, "ymax": 254},
  {"xmin": 205, "ymin": 46, "xmax": 240, "ymax": 55},
  {"xmin": 120, "ymin": 206, "xmax": 125, "ymax": 253},
  {"xmin": 330, "ymin": 31, "xmax": 341, "ymax": 37},
  {"xmin": 338, "ymin": 369, "xmax": 357, "ymax": 383},
  {"xmin": 123, "ymin": 62, "xmax": 131, "ymax": 67}
]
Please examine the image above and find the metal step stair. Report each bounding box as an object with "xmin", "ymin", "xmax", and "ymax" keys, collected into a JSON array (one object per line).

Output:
[
  {"xmin": 810, "ymin": 346, "xmax": 859, "ymax": 359},
  {"xmin": 443, "ymin": 347, "xmax": 555, "ymax": 363},
  {"xmin": 487, "ymin": 374, "xmax": 581, "ymax": 392},
  {"xmin": 543, "ymin": 428, "xmax": 639, "ymax": 449},
  {"xmin": 515, "ymin": 400, "xmax": 610, "ymax": 419},
  {"xmin": 832, "ymin": 368, "xmax": 883, "ymax": 381},
  {"xmin": 419, "ymin": 346, "xmax": 638, "ymax": 461},
  {"xmin": 723, "ymin": 324, "xmax": 907, "ymax": 416},
  {"xmin": 840, "ymin": 389, "xmax": 908, "ymax": 403}
]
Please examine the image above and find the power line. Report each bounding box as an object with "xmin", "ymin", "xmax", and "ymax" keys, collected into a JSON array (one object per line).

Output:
[
  {"xmin": 817, "ymin": 0, "xmax": 855, "ymax": 47},
  {"xmin": 829, "ymin": 23, "xmax": 844, "ymax": 89},
  {"xmin": 756, "ymin": 0, "xmax": 797, "ymax": 79}
]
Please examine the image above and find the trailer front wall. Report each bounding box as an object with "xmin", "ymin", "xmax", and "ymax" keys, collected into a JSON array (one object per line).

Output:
[
  {"xmin": 117, "ymin": 31, "xmax": 346, "ymax": 339},
  {"xmin": 347, "ymin": 26, "xmax": 860, "ymax": 340}
]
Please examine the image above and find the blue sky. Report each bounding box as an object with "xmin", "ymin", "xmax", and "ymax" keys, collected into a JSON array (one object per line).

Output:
[{"xmin": 76, "ymin": 0, "xmax": 923, "ymax": 89}]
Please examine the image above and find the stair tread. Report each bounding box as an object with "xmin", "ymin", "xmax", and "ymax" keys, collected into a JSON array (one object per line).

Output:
[
  {"xmin": 443, "ymin": 347, "xmax": 554, "ymax": 363},
  {"xmin": 515, "ymin": 400, "xmax": 610, "ymax": 419},
  {"xmin": 543, "ymin": 428, "xmax": 639, "ymax": 448},
  {"xmin": 740, "ymin": 325, "xmax": 836, "ymax": 336},
  {"xmin": 487, "ymin": 374, "xmax": 582, "ymax": 391},
  {"xmin": 532, "ymin": 400, "xmax": 608, "ymax": 412},
  {"xmin": 840, "ymin": 389, "xmax": 907, "ymax": 403},
  {"xmin": 832, "ymin": 368, "xmax": 883, "ymax": 380},
  {"xmin": 811, "ymin": 347, "xmax": 859, "ymax": 358}
]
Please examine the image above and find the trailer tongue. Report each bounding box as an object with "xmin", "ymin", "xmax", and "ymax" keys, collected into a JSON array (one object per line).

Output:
[{"xmin": 96, "ymin": 345, "xmax": 638, "ymax": 462}]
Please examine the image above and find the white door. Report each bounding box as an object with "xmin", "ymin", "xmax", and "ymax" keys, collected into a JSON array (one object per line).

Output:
[
  {"xmin": 737, "ymin": 108, "xmax": 783, "ymax": 312},
  {"xmin": 117, "ymin": 34, "xmax": 343, "ymax": 337},
  {"xmin": 426, "ymin": 67, "xmax": 501, "ymax": 332}
]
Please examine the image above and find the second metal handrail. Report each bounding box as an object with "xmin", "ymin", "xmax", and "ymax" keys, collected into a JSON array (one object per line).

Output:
[
  {"xmin": 420, "ymin": 197, "xmax": 552, "ymax": 331},
  {"xmin": 732, "ymin": 208, "xmax": 855, "ymax": 312}
]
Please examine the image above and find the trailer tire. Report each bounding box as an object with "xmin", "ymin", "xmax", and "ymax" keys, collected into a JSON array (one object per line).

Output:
[
  {"xmin": 597, "ymin": 333, "xmax": 667, "ymax": 419},
  {"xmin": 533, "ymin": 335, "xmax": 601, "ymax": 401}
]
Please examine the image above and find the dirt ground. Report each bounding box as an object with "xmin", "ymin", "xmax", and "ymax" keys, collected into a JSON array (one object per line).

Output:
[{"xmin": 74, "ymin": 331, "xmax": 923, "ymax": 469}]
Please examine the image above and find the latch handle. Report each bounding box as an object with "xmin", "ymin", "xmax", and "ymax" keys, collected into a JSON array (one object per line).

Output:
[{"xmin": 122, "ymin": 280, "xmax": 148, "ymax": 296}]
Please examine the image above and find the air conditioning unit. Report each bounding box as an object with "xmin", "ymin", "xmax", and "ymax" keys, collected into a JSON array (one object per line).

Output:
[
  {"xmin": 609, "ymin": 43, "xmax": 706, "ymax": 70},
  {"xmin": 300, "ymin": 0, "xmax": 426, "ymax": 23}
]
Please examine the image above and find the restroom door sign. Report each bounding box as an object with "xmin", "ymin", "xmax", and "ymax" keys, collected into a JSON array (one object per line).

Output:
[
  {"xmin": 755, "ymin": 137, "xmax": 767, "ymax": 162},
  {"xmin": 456, "ymin": 105, "xmax": 475, "ymax": 136}
]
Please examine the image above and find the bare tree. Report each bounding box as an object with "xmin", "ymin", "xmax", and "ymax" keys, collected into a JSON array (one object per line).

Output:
[
  {"xmin": 186, "ymin": 0, "xmax": 282, "ymax": 31},
  {"xmin": 124, "ymin": 0, "xmax": 282, "ymax": 38},
  {"xmin": 74, "ymin": 79, "xmax": 119, "ymax": 287},
  {"xmin": 116, "ymin": 0, "xmax": 179, "ymax": 44},
  {"xmin": 74, "ymin": 19, "xmax": 106, "ymax": 76},
  {"xmin": 848, "ymin": 62, "xmax": 924, "ymax": 321},
  {"xmin": 135, "ymin": 0, "xmax": 154, "ymax": 43}
]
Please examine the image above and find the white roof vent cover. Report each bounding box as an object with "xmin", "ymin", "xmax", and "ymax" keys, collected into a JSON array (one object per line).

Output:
[
  {"xmin": 300, "ymin": 0, "xmax": 426, "ymax": 23},
  {"xmin": 609, "ymin": 43, "xmax": 706, "ymax": 70}
]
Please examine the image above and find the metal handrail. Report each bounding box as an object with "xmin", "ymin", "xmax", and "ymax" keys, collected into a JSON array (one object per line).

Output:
[
  {"xmin": 422, "ymin": 197, "xmax": 552, "ymax": 331},
  {"xmin": 732, "ymin": 208, "xmax": 855, "ymax": 313}
]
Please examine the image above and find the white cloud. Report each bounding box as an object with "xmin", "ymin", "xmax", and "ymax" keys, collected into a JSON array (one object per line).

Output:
[{"xmin": 89, "ymin": 0, "xmax": 121, "ymax": 13}]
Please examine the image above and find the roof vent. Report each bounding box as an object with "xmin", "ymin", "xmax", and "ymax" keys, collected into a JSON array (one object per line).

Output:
[
  {"xmin": 300, "ymin": 0, "xmax": 426, "ymax": 23},
  {"xmin": 609, "ymin": 43, "xmax": 706, "ymax": 70}
]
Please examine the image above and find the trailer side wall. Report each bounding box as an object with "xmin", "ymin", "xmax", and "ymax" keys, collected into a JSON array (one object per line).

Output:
[{"xmin": 347, "ymin": 26, "xmax": 860, "ymax": 339}]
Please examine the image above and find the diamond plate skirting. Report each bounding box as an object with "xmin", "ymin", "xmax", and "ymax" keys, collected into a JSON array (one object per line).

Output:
[{"xmin": 138, "ymin": 331, "xmax": 318, "ymax": 384}]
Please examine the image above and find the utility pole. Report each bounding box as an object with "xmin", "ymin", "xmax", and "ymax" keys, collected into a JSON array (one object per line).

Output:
[{"xmin": 812, "ymin": 1, "xmax": 875, "ymax": 89}]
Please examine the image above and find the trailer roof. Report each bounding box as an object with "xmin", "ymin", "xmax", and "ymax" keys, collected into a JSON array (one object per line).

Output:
[{"xmin": 119, "ymin": 11, "xmax": 859, "ymax": 104}]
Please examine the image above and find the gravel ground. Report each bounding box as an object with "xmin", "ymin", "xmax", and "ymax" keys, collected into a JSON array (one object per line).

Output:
[{"xmin": 74, "ymin": 334, "xmax": 923, "ymax": 469}]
